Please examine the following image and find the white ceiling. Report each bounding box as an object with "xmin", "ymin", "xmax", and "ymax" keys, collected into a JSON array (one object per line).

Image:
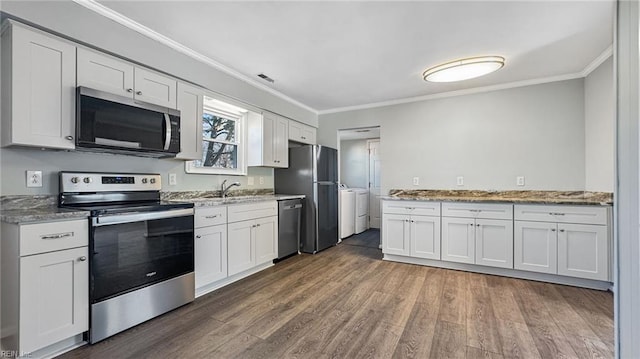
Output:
[{"xmin": 96, "ymin": 1, "xmax": 614, "ymax": 113}]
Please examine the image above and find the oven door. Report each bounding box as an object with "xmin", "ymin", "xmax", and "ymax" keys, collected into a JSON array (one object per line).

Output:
[{"xmin": 90, "ymin": 208, "xmax": 194, "ymax": 303}]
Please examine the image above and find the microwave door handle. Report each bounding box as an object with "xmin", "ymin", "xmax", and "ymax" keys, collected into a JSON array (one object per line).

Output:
[{"xmin": 163, "ymin": 113, "xmax": 171, "ymax": 151}]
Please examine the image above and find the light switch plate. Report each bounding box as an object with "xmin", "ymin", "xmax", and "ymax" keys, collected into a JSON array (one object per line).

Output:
[
  {"xmin": 26, "ymin": 170, "xmax": 43, "ymax": 187},
  {"xmin": 412, "ymin": 177, "xmax": 420, "ymax": 186},
  {"xmin": 248, "ymin": 176, "xmax": 254, "ymax": 186},
  {"xmin": 456, "ymin": 176, "xmax": 464, "ymax": 186},
  {"xmin": 168, "ymin": 173, "xmax": 177, "ymax": 186},
  {"xmin": 517, "ymin": 176, "xmax": 525, "ymax": 186}
]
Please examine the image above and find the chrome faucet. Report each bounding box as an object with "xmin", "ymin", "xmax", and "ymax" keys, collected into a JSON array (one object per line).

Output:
[{"xmin": 221, "ymin": 179, "xmax": 241, "ymax": 198}]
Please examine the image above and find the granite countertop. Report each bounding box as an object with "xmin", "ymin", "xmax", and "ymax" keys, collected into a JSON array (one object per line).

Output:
[
  {"xmin": 0, "ymin": 196, "xmax": 89, "ymax": 224},
  {"xmin": 163, "ymin": 190, "xmax": 305, "ymax": 207},
  {"xmin": 385, "ymin": 190, "xmax": 613, "ymax": 206}
]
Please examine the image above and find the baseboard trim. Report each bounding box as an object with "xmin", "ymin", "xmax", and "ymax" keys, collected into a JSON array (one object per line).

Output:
[{"xmin": 195, "ymin": 261, "xmax": 274, "ymax": 298}]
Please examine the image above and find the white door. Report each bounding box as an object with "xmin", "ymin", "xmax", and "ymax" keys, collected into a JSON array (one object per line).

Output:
[
  {"xmin": 274, "ymin": 116, "xmax": 289, "ymax": 167},
  {"xmin": 255, "ymin": 216, "xmax": 278, "ymax": 265},
  {"xmin": 133, "ymin": 67, "xmax": 177, "ymax": 108},
  {"xmin": 475, "ymin": 219, "xmax": 514, "ymax": 269},
  {"xmin": 227, "ymin": 220, "xmax": 255, "ymax": 276},
  {"xmin": 10, "ymin": 24, "xmax": 76, "ymax": 149},
  {"xmin": 441, "ymin": 217, "xmax": 475, "ymax": 264},
  {"xmin": 77, "ymin": 48, "xmax": 134, "ymax": 98},
  {"xmin": 20, "ymin": 247, "xmax": 88, "ymax": 353},
  {"xmin": 410, "ymin": 215, "xmax": 441, "ymax": 260},
  {"xmin": 382, "ymin": 214, "xmax": 409, "ymax": 256},
  {"xmin": 368, "ymin": 139, "xmax": 382, "ymax": 228},
  {"xmin": 194, "ymin": 224, "xmax": 228, "ymax": 289},
  {"xmin": 557, "ymin": 223, "xmax": 608, "ymax": 281},
  {"xmin": 514, "ymin": 221, "xmax": 557, "ymax": 274},
  {"xmin": 176, "ymin": 82, "xmax": 204, "ymax": 160}
]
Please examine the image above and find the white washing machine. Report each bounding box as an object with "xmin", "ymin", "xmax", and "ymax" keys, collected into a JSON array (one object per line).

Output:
[
  {"xmin": 353, "ymin": 188, "xmax": 369, "ymax": 234},
  {"xmin": 340, "ymin": 189, "xmax": 356, "ymax": 239}
]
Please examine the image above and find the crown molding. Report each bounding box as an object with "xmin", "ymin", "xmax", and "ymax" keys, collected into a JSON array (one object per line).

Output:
[{"xmin": 71, "ymin": 0, "xmax": 318, "ymax": 114}]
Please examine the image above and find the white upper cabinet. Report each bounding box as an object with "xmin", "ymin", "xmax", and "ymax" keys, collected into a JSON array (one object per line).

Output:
[
  {"xmin": 289, "ymin": 120, "xmax": 317, "ymax": 145},
  {"xmin": 1, "ymin": 21, "xmax": 76, "ymax": 149},
  {"xmin": 248, "ymin": 112, "xmax": 289, "ymax": 168},
  {"xmin": 77, "ymin": 48, "xmax": 134, "ymax": 98},
  {"xmin": 176, "ymin": 82, "xmax": 204, "ymax": 160},
  {"xmin": 77, "ymin": 48, "xmax": 177, "ymax": 108}
]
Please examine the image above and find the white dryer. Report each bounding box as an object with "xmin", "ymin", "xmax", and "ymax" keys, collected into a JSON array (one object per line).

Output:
[
  {"xmin": 339, "ymin": 189, "xmax": 356, "ymax": 239},
  {"xmin": 353, "ymin": 188, "xmax": 369, "ymax": 234}
]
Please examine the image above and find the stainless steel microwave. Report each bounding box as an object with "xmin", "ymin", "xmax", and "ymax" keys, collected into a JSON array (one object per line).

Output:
[{"xmin": 76, "ymin": 87, "xmax": 181, "ymax": 158}]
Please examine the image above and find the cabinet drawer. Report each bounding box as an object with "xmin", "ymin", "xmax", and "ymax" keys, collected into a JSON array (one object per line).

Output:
[
  {"xmin": 228, "ymin": 201, "xmax": 278, "ymax": 223},
  {"xmin": 442, "ymin": 203, "xmax": 513, "ymax": 220},
  {"xmin": 20, "ymin": 219, "xmax": 89, "ymax": 256},
  {"xmin": 382, "ymin": 201, "xmax": 440, "ymax": 216},
  {"xmin": 195, "ymin": 206, "xmax": 227, "ymax": 228},
  {"xmin": 514, "ymin": 205, "xmax": 608, "ymax": 225}
]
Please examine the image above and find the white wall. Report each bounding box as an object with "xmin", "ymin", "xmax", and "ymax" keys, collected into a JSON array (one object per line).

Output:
[
  {"xmin": 339, "ymin": 139, "xmax": 368, "ymax": 188},
  {"xmin": 319, "ymin": 79, "xmax": 586, "ymax": 194},
  {"xmin": 0, "ymin": 1, "xmax": 314, "ymax": 195},
  {"xmin": 585, "ymin": 56, "xmax": 615, "ymax": 192}
]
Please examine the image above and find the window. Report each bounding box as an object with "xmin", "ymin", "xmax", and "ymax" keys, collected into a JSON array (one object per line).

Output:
[{"xmin": 185, "ymin": 96, "xmax": 248, "ymax": 175}]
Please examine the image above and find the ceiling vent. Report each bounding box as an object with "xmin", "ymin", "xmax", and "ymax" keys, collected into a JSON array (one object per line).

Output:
[{"xmin": 257, "ymin": 73, "xmax": 275, "ymax": 83}]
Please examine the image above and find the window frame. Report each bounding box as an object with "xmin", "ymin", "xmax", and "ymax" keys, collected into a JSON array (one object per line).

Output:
[{"xmin": 185, "ymin": 96, "xmax": 248, "ymax": 176}]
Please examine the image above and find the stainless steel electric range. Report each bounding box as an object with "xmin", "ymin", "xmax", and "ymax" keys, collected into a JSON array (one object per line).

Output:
[{"xmin": 58, "ymin": 171, "xmax": 195, "ymax": 343}]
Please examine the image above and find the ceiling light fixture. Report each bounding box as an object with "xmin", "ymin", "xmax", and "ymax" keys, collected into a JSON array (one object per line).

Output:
[{"xmin": 423, "ymin": 56, "xmax": 505, "ymax": 83}]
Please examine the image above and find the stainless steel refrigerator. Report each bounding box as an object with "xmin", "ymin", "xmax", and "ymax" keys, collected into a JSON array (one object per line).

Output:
[{"xmin": 275, "ymin": 145, "xmax": 338, "ymax": 253}]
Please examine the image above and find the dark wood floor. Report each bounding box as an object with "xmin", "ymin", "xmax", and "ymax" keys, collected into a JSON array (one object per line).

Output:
[{"xmin": 61, "ymin": 229, "xmax": 614, "ymax": 359}]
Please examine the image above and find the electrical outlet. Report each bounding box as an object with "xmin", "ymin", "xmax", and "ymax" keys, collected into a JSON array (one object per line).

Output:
[
  {"xmin": 259, "ymin": 176, "xmax": 264, "ymax": 185},
  {"xmin": 412, "ymin": 177, "xmax": 420, "ymax": 186},
  {"xmin": 456, "ymin": 176, "xmax": 464, "ymax": 186},
  {"xmin": 248, "ymin": 176, "xmax": 254, "ymax": 186},
  {"xmin": 168, "ymin": 173, "xmax": 177, "ymax": 186},
  {"xmin": 26, "ymin": 170, "xmax": 43, "ymax": 188},
  {"xmin": 516, "ymin": 176, "xmax": 525, "ymax": 186}
]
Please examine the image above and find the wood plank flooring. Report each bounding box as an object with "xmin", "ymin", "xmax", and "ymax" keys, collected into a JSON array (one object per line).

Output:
[{"xmin": 61, "ymin": 230, "xmax": 614, "ymax": 359}]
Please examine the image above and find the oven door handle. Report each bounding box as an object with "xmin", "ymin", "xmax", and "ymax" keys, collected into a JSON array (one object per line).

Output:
[{"xmin": 93, "ymin": 208, "xmax": 194, "ymax": 226}]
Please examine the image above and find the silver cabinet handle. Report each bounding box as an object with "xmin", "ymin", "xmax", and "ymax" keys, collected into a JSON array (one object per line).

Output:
[
  {"xmin": 65, "ymin": 135, "xmax": 74, "ymax": 140},
  {"xmin": 257, "ymin": 223, "xmax": 261, "ymax": 227},
  {"xmin": 204, "ymin": 215, "xmax": 218, "ymax": 219},
  {"xmin": 196, "ymin": 235, "xmax": 202, "ymax": 239},
  {"xmin": 127, "ymin": 88, "xmax": 133, "ymax": 93},
  {"xmin": 476, "ymin": 224, "xmax": 480, "ymax": 227},
  {"xmin": 301, "ymin": 136, "xmax": 306, "ymax": 139},
  {"xmin": 469, "ymin": 223, "xmax": 474, "ymax": 226},
  {"xmin": 41, "ymin": 232, "xmax": 73, "ymax": 240},
  {"xmin": 549, "ymin": 212, "xmax": 566, "ymax": 216},
  {"xmin": 136, "ymin": 91, "xmax": 142, "ymax": 95},
  {"xmin": 551, "ymin": 228, "xmax": 557, "ymax": 232},
  {"xmin": 78, "ymin": 256, "xmax": 87, "ymax": 262},
  {"xmin": 559, "ymin": 229, "xmax": 565, "ymax": 232}
]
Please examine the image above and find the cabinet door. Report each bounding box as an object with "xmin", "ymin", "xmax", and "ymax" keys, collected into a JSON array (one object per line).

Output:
[
  {"xmin": 410, "ymin": 215, "xmax": 441, "ymax": 260},
  {"xmin": 176, "ymin": 82, "xmax": 204, "ymax": 160},
  {"xmin": 133, "ymin": 67, "xmax": 177, "ymax": 108},
  {"xmin": 274, "ymin": 116, "xmax": 289, "ymax": 167},
  {"xmin": 300, "ymin": 126, "xmax": 316, "ymax": 145},
  {"xmin": 255, "ymin": 216, "xmax": 278, "ymax": 265},
  {"xmin": 441, "ymin": 217, "xmax": 475, "ymax": 264},
  {"xmin": 77, "ymin": 48, "xmax": 134, "ymax": 98},
  {"xmin": 514, "ymin": 221, "xmax": 557, "ymax": 274},
  {"xmin": 382, "ymin": 214, "xmax": 410, "ymax": 256},
  {"xmin": 261, "ymin": 113, "xmax": 276, "ymax": 166},
  {"xmin": 227, "ymin": 220, "xmax": 255, "ymax": 276},
  {"xmin": 557, "ymin": 224, "xmax": 608, "ymax": 281},
  {"xmin": 7, "ymin": 24, "xmax": 76, "ymax": 149},
  {"xmin": 475, "ymin": 219, "xmax": 513, "ymax": 269},
  {"xmin": 289, "ymin": 121, "xmax": 316, "ymax": 144},
  {"xmin": 195, "ymin": 224, "xmax": 228, "ymax": 288},
  {"xmin": 20, "ymin": 247, "xmax": 88, "ymax": 353}
]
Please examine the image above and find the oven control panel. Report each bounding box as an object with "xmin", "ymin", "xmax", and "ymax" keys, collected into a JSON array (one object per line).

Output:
[{"xmin": 60, "ymin": 172, "xmax": 162, "ymax": 192}]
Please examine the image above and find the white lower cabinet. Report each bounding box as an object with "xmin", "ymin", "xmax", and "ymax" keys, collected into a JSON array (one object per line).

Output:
[
  {"xmin": 515, "ymin": 205, "xmax": 610, "ymax": 281},
  {"xmin": 441, "ymin": 217, "xmax": 476, "ymax": 264},
  {"xmin": 1, "ymin": 219, "xmax": 89, "ymax": 355},
  {"xmin": 20, "ymin": 247, "xmax": 89, "ymax": 353},
  {"xmin": 382, "ymin": 213, "xmax": 440, "ymax": 260},
  {"xmin": 475, "ymin": 219, "xmax": 514, "ymax": 269},
  {"xmin": 228, "ymin": 216, "xmax": 278, "ymax": 276},
  {"xmin": 195, "ymin": 224, "xmax": 228, "ymax": 288},
  {"xmin": 514, "ymin": 221, "xmax": 558, "ymax": 274}
]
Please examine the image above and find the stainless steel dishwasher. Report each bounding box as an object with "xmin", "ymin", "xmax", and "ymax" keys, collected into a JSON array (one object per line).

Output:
[{"xmin": 276, "ymin": 198, "xmax": 303, "ymax": 261}]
